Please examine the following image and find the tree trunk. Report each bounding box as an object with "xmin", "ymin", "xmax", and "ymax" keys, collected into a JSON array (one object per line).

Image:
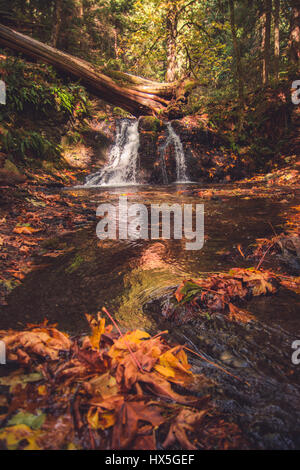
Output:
[
  {"xmin": 166, "ymin": 2, "xmax": 179, "ymax": 82},
  {"xmin": 0, "ymin": 23, "xmax": 195, "ymax": 117},
  {"xmin": 51, "ymin": 0, "xmax": 63, "ymax": 48},
  {"xmin": 262, "ymin": 0, "xmax": 272, "ymax": 85},
  {"xmin": 274, "ymin": 0, "xmax": 280, "ymax": 80},
  {"xmin": 114, "ymin": 29, "xmax": 119, "ymax": 60},
  {"xmin": 289, "ymin": 1, "xmax": 300, "ymax": 66},
  {"xmin": 229, "ymin": 0, "xmax": 244, "ymax": 110}
]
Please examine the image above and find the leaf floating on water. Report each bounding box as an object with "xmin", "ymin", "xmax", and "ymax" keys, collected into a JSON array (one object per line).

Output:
[{"xmin": 171, "ymin": 268, "xmax": 278, "ymax": 324}]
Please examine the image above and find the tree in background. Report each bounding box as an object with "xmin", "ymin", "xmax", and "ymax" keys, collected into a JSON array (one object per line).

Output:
[
  {"xmin": 274, "ymin": 0, "xmax": 280, "ymax": 80},
  {"xmin": 228, "ymin": 0, "xmax": 244, "ymax": 110},
  {"xmin": 289, "ymin": 0, "xmax": 300, "ymax": 67},
  {"xmin": 0, "ymin": 0, "xmax": 298, "ymax": 108},
  {"xmin": 261, "ymin": 0, "xmax": 272, "ymax": 85}
]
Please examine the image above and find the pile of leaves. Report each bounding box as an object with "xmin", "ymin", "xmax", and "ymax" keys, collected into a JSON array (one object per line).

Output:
[
  {"xmin": 253, "ymin": 205, "xmax": 300, "ymax": 273},
  {"xmin": 163, "ymin": 268, "xmax": 279, "ymax": 324},
  {"xmin": 0, "ymin": 312, "xmax": 244, "ymax": 450}
]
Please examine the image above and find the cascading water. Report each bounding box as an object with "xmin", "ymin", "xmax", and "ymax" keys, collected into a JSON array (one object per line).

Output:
[
  {"xmin": 84, "ymin": 118, "xmax": 189, "ymax": 187},
  {"xmin": 164, "ymin": 123, "xmax": 189, "ymax": 183},
  {"xmin": 84, "ymin": 118, "xmax": 140, "ymax": 187}
]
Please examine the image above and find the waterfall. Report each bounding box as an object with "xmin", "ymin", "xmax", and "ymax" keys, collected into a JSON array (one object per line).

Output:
[
  {"xmin": 165, "ymin": 123, "xmax": 189, "ymax": 183},
  {"xmin": 84, "ymin": 118, "xmax": 189, "ymax": 187},
  {"xmin": 85, "ymin": 118, "xmax": 140, "ymax": 187}
]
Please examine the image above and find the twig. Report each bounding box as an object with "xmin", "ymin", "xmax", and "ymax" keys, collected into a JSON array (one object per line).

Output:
[
  {"xmin": 102, "ymin": 307, "xmax": 144, "ymax": 373},
  {"xmin": 256, "ymin": 242, "xmax": 275, "ymax": 270},
  {"xmin": 183, "ymin": 345, "xmax": 250, "ymax": 387},
  {"xmin": 268, "ymin": 221, "xmax": 278, "ymax": 237},
  {"xmin": 151, "ymin": 330, "xmax": 169, "ymax": 339}
]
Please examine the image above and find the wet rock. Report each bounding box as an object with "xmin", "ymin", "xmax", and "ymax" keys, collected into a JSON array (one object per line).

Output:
[
  {"xmin": 139, "ymin": 116, "xmax": 163, "ymax": 133},
  {"xmin": 0, "ymin": 159, "xmax": 26, "ymax": 185}
]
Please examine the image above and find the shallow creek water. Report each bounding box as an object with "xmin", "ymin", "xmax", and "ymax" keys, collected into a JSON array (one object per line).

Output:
[{"xmin": 1, "ymin": 183, "xmax": 300, "ymax": 449}]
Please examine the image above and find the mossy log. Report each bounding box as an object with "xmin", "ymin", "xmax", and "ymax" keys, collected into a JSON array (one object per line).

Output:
[{"xmin": 0, "ymin": 23, "xmax": 197, "ymax": 117}]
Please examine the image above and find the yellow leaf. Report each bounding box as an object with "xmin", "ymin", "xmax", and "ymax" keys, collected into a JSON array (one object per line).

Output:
[
  {"xmin": 87, "ymin": 408, "xmax": 115, "ymax": 430},
  {"xmin": 38, "ymin": 385, "xmax": 47, "ymax": 396},
  {"xmin": 67, "ymin": 443, "xmax": 78, "ymax": 450},
  {"xmin": 155, "ymin": 348, "xmax": 192, "ymax": 384},
  {"xmin": 98, "ymin": 412, "xmax": 115, "ymax": 430},
  {"xmin": 85, "ymin": 313, "xmax": 106, "ymax": 350},
  {"xmin": 87, "ymin": 408, "xmax": 99, "ymax": 430},
  {"xmin": 109, "ymin": 330, "xmax": 150, "ymax": 361},
  {"xmin": 13, "ymin": 226, "xmax": 41, "ymax": 235},
  {"xmin": 0, "ymin": 425, "xmax": 41, "ymax": 450},
  {"xmin": 154, "ymin": 364, "xmax": 175, "ymax": 378}
]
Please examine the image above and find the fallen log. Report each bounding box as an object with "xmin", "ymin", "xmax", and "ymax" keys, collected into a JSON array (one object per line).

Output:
[{"xmin": 0, "ymin": 23, "xmax": 196, "ymax": 117}]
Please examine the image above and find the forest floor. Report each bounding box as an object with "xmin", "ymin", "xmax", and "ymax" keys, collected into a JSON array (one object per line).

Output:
[{"xmin": 0, "ymin": 167, "xmax": 95, "ymax": 306}]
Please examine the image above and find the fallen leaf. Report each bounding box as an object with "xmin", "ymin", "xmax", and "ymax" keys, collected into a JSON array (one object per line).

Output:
[
  {"xmin": 13, "ymin": 225, "xmax": 41, "ymax": 235},
  {"xmin": 163, "ymin": 408, "xmax": 207, "ymax": 450}
]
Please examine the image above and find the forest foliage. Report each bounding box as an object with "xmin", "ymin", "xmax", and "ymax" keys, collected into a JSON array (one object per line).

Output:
[
  {"xmin": 1, "ymin": 1, "xmax": 299, "ymax": 96},
  {"xmin": 0, "ymin": 1, "xmax": 299, "ymax": 164}
]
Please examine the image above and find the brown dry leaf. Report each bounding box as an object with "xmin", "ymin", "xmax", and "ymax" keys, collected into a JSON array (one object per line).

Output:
[
  {"xmin": 87, "ymin": 372, "xmax": 118, "ymax": 398},
  {"xmin": 89, "ymin": 394, "xmax": 125, "ymax": 412},
  {"xmin": 228, "ymin": 303, "xmax": 254, "ymax": 323},
  {"xmin": 112, "ymin": 400, "xmax": 165, "ymax": 450},
  {"xmin": 163, "ymin": 408, "xmax": 208, "ymax": 450},
  {"xmin": 74, "ymin": 342, "xmax": 110, "ymax": 373},
  {"xmin": 0, "ymin": 327, "xmax": 71, "ymax": 363},
  {"xmin": 230, "ymin": 268, "xmax": 277, "ymax": 296},
  {"xmin": 280, "ymin": 276, "xmax": 300, "ymax": 294},
  {"xmin": 133, "ymin": 434, "xmax": 156, "ymax": 450},
  {"xmin": 111, "ymin": 335, "xmax": 165, "ymax": 390},
  {"xmin": 37, "ymin": 414, "xmax": 74, "ymax": 450},
  {"xmin": 137, "ymin": 371, "xmax": 197, "ymax": 404},
  {"xmin": 108, "ymin": 329, "xmax": 151, "ymax": 363}
]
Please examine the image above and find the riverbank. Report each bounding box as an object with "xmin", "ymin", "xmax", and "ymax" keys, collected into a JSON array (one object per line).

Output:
[{"xmin": 0, "ymin": 167, "xmax": 95, "ymax": 306}]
